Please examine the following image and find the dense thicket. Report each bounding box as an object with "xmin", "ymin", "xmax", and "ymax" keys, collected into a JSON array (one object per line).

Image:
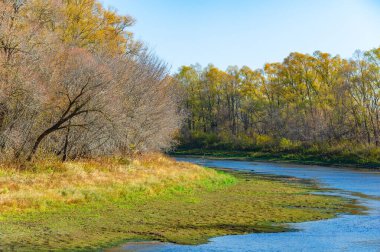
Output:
[
  {"xmin": 0, "ymin": 0, "xmax": 182, "ymax": 161},
  {"xmin": 176, "ymin": 50, "xmax": 380, "ymax": 152}
]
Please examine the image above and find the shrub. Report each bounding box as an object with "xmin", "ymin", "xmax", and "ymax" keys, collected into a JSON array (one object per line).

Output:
[
  {"xmin": 279, "ymin": 138, "xmax": 301, "ymax": 151},
  {"xmin": 255, "ymin": 134, "xmax": 274, "ymax": 149}
]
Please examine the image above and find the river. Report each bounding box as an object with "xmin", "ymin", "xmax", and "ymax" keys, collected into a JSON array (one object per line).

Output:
[{"xmin": 109, "ymin": 157, "xmax": 380, "ymax": 252}]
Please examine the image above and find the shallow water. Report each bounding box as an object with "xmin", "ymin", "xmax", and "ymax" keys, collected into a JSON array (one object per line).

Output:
[{"xmin": 109, "ymin": 158, "xmax": 380, "ymax": 252}]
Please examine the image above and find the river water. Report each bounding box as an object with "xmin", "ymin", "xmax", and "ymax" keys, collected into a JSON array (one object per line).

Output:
[{"xmin": 110, "ymin": 157, "xmax": 380, "ymax": 252}]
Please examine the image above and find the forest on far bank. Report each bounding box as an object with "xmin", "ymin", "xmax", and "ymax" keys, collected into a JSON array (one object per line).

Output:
[{"xmin": 175, "ymin": 49, "xmax": 380, "ymax": 161}]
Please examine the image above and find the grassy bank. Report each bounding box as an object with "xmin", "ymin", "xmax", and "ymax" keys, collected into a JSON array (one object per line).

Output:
[
  {"xmin": 172, "ymin": 148, "xmax": 380, "ymax": 169},
  {"xmin": 0, "ymin": 154, "xmax": 361, "ymax": 251}
]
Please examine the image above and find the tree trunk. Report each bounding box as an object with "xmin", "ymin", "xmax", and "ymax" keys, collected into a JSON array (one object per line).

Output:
[
  {"xmin": 62, "ymin": 125, "xmax": 70, "ymax": 161},
  {"xmin": 27, "ymin": 129, "xmax": 53, "ymax": 161}
]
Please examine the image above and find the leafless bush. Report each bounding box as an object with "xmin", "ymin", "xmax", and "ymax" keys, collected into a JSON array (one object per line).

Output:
[{"xmin": 0, "ymin": 0, "xmax": 183, "ymax": 162}]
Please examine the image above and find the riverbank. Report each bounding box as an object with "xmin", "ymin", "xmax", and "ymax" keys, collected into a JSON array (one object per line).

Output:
[
  {"xmin": 0, "ymin": 154, "xmax": 361, "ymax": 251},
  {"xmin": 172, "ymin": 149, "xmax": 380, "ymax": 169}
]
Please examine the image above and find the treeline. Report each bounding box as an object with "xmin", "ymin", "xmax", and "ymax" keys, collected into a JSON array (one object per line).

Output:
[
  {"xmin": 176, "ymin": 50, "xmax": 380, "ymax": 152},
  {"xmin": 0, "ymin": 0, "xmax": 182, "ymax": 161}
]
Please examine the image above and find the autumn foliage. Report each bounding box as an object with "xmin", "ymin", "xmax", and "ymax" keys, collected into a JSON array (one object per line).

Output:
[
  {"xmin": 0, "ymin": 0, "xmax": 182, "ymax": 161},
  {"xmin": 176, "ymin": 50, "xmax": 380, "ymax": 153}
]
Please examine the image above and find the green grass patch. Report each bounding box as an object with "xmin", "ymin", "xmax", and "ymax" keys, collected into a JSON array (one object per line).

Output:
[
  {"xmin": 172, "ymin": 149, "xmax": 380, "ymax": 169},
  {"xmin": 0, "ymin": 167, "xmax": 361, "ymax": 251}
]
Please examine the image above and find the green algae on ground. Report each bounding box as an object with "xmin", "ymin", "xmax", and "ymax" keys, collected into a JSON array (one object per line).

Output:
[{"xmin": 0, "ymin": 170, "xmax": 360, "ymax": 252}]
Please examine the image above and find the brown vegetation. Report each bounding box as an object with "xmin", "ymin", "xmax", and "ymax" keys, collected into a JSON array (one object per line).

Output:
[
  {"xmin": 0, "ymin": 0, "xmax": 182, "ymax": 162},
  {"xmin": 0, "ymin": 153, "xmax": 216, "ymax": 212}
]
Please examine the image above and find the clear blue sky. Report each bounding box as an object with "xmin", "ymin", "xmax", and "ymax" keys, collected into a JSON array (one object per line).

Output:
[{"xmin": 102, "ymin": 0, "xmax": 380, "ymax": 72}]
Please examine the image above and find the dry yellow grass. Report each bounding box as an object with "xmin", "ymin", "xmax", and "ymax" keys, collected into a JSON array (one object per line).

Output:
[
  {"xmin": 0, "ymin": 153, "xmax": 223, "ymax": 213},
  {"xmin": 0, "ymin": 154, "xmax": 359, "ymax": 251}
]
